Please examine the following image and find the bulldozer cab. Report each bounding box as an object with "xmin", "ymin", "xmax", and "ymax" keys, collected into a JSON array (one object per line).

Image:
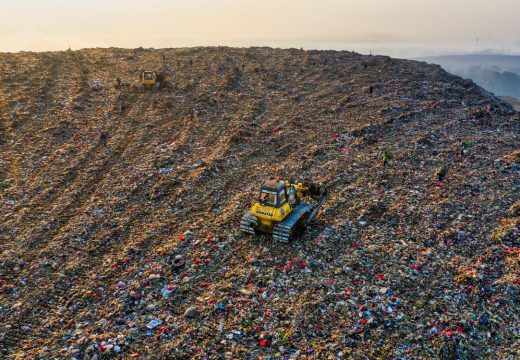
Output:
[
  {"xmin": 143, "ymin": 71, "xmax": 155, "ymax": 81},
  {"xmin": 140, "ymin": 71, "xmax": 157, "ymax": 86},
  {"xmin": 259, "ymin": 180, "xmax": 286, "ymax": 208}
]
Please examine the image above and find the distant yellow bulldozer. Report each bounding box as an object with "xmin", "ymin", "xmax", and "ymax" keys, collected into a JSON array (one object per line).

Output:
[
  {"xmin": 138, "ymin": 70, "xmax": 171, "ymax": 91},
  {"xmin": 240, "ymin": 179, "xmax": 327, "ymax": 242},
  {"xmin": 139, "ymin": 70, "xmax": 157, "ymax": 89}
]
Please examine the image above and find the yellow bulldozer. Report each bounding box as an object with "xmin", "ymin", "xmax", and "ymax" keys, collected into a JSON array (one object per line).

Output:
[
  {"xmin": 240, "ymin": 179, "xmax": 327, "ymax": 242},
  {"xmin": 139, "ymin": 70, "xmax": 157, "ymax": 89},
  {"xmin": 138, "ymin": 70, "xmax": 171, "ymax": 91}
]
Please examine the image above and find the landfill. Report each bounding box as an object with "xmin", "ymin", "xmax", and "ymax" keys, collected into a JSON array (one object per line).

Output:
[{"xmin": 0, "ymin": 47, "xmax": 519, "ymax": 359}]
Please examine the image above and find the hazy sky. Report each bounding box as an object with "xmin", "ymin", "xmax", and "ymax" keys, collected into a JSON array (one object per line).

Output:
[{"xmin": 1, "ymin": 0, "xmax": 519, "ymax": 57}]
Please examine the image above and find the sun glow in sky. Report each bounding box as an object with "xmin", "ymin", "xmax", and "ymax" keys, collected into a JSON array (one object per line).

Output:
[{"xmin": 1, "ymin": 0, "xmax": 519, "ymax": 56}]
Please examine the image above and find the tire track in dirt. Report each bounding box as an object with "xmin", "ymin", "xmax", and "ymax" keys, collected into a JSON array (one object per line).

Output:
[
  {"xmin": 1, "ymin": 140, "xmax": 158, "ymax": 355},
  {"xmin": 1, "ymin": 53, "xmax": 146, "ymax": 252},
  {"xmin": 0, "ymin": 54, "xmax": 70, "ymax": 230},
  {"xmin": 0, "ymin": 55, "xmax": 59, "ymax": 197},
  {"xmin": 1, "ymin": 53, "xmax": 100, "ymax": 223},
  {"xmin": 0, "ymin": 88, "xmax": 154, "ymax": 319},
  {"xmin": 2, "ymin": 94, "xmax": 190, "ymax": 353}
]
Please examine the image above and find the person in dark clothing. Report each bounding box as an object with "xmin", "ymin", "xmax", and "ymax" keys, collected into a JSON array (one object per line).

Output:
[
  {"xmin": 436, "ymin": 165, "xmax": 448, "ymax": 186},
  {"xmin": 99, "ymin": 132, "xmax": 109, "ymax": 145}
]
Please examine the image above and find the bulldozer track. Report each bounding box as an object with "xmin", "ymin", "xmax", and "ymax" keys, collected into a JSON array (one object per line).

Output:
[
  {"xmin": 272, "ymin": 203, "xmax": 313, "ymax": 242},
  {"xmin": 239, "ymin": 211, "xmax": 257, "ymax": 235}
]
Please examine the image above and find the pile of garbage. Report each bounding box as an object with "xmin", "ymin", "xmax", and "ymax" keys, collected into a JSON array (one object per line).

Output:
[{"xmin": 0, "ymin": 47, "xmax": 518, "ymax": 358}]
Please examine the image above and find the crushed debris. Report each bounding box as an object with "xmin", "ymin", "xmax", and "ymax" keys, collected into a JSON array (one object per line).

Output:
[{"xmin": 0, "ymin": 47, "xmax": 518, "ymax": 358}]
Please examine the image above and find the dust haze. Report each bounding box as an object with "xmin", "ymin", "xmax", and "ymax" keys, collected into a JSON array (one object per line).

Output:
[{"xmin": 2, "ymin": 0, "xmax": 520, "ymax": 57}]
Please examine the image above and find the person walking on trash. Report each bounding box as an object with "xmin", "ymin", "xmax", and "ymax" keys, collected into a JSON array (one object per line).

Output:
[
  {"xmin": 381, "ymin": 149, "xmax": 391, "ymax": 167},
  {"xmin": 436, "ymin": 165, "xmax": 448, "ymax": 186},
  {"xmin": 459, "ymin": 139, "xmax": 470, "ymax": 157}
]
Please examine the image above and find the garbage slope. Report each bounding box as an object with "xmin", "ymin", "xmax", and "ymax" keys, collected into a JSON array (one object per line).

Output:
[{"xmin": 0, "ymin": 47, "xmax": 519, "ymax": 359}]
